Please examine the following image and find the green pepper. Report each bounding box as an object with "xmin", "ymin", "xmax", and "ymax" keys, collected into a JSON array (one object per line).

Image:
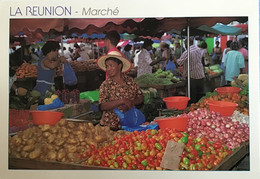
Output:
[
  {"xmin": 113, "ymin": 162, "xmax": 119, "ymax": 168},
  {"xmin": 195, "ymin": 144, "xmax": 201, "ymax": 151},
  {"xmin": 182, "ymin": 157, "xmax": 189, "ymax": 165},
  {"xmin": 208, "ymin": 141, "xmax": 213, "ymax": 145},
  {"xmin": 207, "ymin": 164, "xmax": 212, "ymax": 169},
  {"xmin": 155, "ymin": 143, "xmax": 162, "ymax": 150},
  {"xmin": 179, "ymin": 136, "xmax": 188, "ymax": 144},
  {"xmin": 196, "ymin": 163, "xmax": 204, "ymax": 168},
  {"xmin": 198, "ymin": 150, "xmax": 203, "ymax": 157},
  {"xmin": 125, "ymin": 150, "xmax": 130, "ymax": 155},
  {"xmin": 209, "ymin": 146, "xmax": 214, "ymax": 151},
  {"xmin": 141, "ymin": 160, "xmax": 148, "ymax": 167}
]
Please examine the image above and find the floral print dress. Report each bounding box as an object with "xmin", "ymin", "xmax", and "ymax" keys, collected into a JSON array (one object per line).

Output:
[{"xmin": 99, "ymin": 74, "xmax": 143, "ymax": 130}]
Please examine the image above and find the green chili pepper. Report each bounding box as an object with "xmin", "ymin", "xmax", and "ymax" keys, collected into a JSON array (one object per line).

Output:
[
  {"xmin": 113, "ymin": 162, "xmax": 119, "ymax": 168},
  {"xmin": 198, "ymin": 150, "xmax": 203, "ymax": 157},
  {"xmin": 182, "ymin": 157, "xmax": 189, "ymax": 165},
  {"xmin": 154, "ymin": 143, "xmax": 162, "ymax": 150},
  {"xmin": 141, "ymin": 160, "xmax": 148, "ymax": 167},
  {"xmin": 209, "ymin": 146, "xmax": 214, "ymax": 151},
  {"xmin": 195, "ymin": 144, "xmax": 201, "ymax": 151},
  {"xmin": 180, "ymin": 136, "xmax": 188, "ymax": 144},
  {"xmin": 196, "ymin": 163, "xmax": 204, "ymax": 168}
]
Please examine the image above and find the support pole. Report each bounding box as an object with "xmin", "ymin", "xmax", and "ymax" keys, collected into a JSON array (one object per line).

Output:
[{"xmin": 187, "ymin": 19, "xmax": 191, "ymax": 98}]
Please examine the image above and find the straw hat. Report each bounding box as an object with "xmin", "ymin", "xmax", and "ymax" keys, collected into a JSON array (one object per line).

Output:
[{"xmin": 96, "ymin": 50, "xmax": 132, "ymax": 73}]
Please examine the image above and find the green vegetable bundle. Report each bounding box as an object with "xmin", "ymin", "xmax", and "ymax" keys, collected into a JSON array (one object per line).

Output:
[{"xmin": 135, "ymin": 73, "xmax": 173, "ymax": 87}]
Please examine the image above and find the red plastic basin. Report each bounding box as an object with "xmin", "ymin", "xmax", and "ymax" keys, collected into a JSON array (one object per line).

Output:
[
  {"xmin": 163, "ymin": 96, "xmax": 190, "ymax": 110},
  {"xmin": 30, "ymin": 111, "xmax": 63, "ymax": 125},
  {"xmin": 155, "ymin": 116, "xmax": 188, "ymax": 132},
  {"xmin": 215, "ymin": 87, "xmax": 241, "ymax": 95},
  {"xmin": 207, "ymin": 100, "xmax": 238, "ymax": 116}
]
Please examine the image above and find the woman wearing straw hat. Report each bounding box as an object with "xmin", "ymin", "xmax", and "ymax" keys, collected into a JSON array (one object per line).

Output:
[{"xmin": 97, "ymin": 50, "xmax": 144, "ymax": 130}]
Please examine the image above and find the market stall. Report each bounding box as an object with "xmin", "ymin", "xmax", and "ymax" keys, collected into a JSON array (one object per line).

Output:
[
  {"xmin": 8, "ymin": 17, "xmax": 250, "ymax": 171},
  {"xmin": 9, "ymin": 81, "xmax": 249, "ymax": 171}
]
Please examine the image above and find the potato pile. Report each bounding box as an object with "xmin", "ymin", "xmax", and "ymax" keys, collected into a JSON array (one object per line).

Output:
[
  {"xmin": 70, "ymin": 59, "xmax": 98, "ymax": 72},
  {"xmin": 9, "ymin": 119, "xmax": 128, "ymax": 163}
]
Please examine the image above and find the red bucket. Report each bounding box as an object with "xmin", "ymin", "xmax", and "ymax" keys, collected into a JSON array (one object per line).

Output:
[
  {"xmin": 30, "ymin": 111, "xmax": 63, "ymax": 125},
  {"xmin": 215, "ymin": 87, "xmax": 241, "ymax": 95},
  {"xmin": 163, "ymin": 96, "xmax": 190, "ymax": 110},
  {"xmin": 155, "ymin": 116, "xmax": 188, "ymax": 131},
  {"xmin": 207, "ymin": 100, "xmax": 238, "ymax": 116}
]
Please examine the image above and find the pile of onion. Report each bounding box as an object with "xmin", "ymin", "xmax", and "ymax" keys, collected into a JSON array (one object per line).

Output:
[{"xmin": 181, "ymin": 108, "xmax": 249, "ymax": 149}]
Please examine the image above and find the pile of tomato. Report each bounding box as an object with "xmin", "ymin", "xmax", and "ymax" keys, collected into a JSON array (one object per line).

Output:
[{"xmin": 80, "ymin": 129, "xmax": 232, "ymax": 170}]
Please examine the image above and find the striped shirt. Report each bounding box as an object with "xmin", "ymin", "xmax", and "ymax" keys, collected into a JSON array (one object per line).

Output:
[{"xmin": 177, "ymin": 45, "xmax": 205, "ymax": 79}]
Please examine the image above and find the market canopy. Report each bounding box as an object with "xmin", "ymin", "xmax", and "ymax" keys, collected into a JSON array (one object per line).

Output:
[
  {"xmin": 10, "ymin": 17, "xmax": 248, "ymax": 38},
  {"xmin": 211, "ymin": 24, "xmax": 242, "ymax": 35}
]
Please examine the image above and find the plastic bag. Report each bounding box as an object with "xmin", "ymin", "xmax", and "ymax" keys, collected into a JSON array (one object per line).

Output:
[
  {"xmin": 212, "ymin": 52, "xmax": 217, "ymax": 60},
  {"xmin": 114, "ymin": 107, "xmax": 145, "ymax": 127},
  {"xmin": 63, "ymin": 63, "xmax": 77, "ymax": 85},
  {"xmin": 37, "ymin": 98, "xmax": 64, "ymax": 111},
  {"xmin": 122, "ymin": 124, "xmax": 158, "ymax": 132}
]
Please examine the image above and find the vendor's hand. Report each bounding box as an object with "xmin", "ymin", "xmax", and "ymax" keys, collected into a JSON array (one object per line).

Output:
[
  {"xmin": 121, "ymin": 98, "xmax": 134, "ymax": 110},
  {"xmin": 120, "ymin": 104, "xmax": 129, "ymax": 112},
  {"xmin": 59, "ymin": 56, "xmax": 68, "ymax": 64}
]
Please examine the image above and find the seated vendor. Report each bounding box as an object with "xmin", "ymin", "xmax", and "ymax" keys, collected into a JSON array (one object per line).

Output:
[
  {"xmin": 33, "ymin": 40, "xmax": 68, "ymax": 98},
  {"xmin": 97, "ymin": 50, "xmax": 144, "ymax": 131}
]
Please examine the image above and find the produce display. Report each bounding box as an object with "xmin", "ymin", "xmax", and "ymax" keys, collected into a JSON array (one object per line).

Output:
[
  {"xmin": 9, "ymin": 70, "xmax": 250, "ymax": 170},
  {"xmin": 135, "ymin": 70, "xmax": 182, "ymax": 88},
  {"xmin": 16, "ymin": 63, "xmax": 37, "ymax": 78},
  {"xmin": 9, "ymin": 119, "xmax": 128, "ymax": 163},
  {"xmin": 70, "ymin": 59, "xmax": 98, "ymax": 72},
  {"xmin": 231, "ymin": 74, "xmax": 249, "ymax": 96},
  {"xmin": 205, "ymin": 64, "xmax": 223, "ymax": 76},
  {"xmin": 80, "ymin": 129, "xmax": 233, "ymax": 170},
  {"xmin": 182, "ymin": 108, "xmax": 249, "ymax": 149},
  {"xmin": 189, "ymin": 92, "xmax": 249, "ymax": 115},
  {"xmin": 9, "ymin": 89, "xmax": 41, "ymax": 110}
]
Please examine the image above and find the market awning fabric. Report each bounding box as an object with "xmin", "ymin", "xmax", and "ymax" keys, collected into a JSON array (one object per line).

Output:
[
  {"xmin": 211, "ymin": 24, "xmax": 242, "ymax": 35},
  {"xmin": 10, "ymin": 17, "xmax": 248, "ymax": 38}
]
